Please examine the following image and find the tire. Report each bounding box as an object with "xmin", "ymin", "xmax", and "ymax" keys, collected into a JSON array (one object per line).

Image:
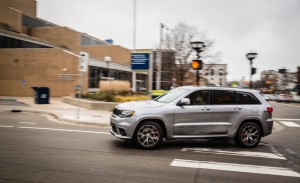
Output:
[
  {"xmin": 133, "ymin": 121, "xmax": 163, "ymax": 150},
  {"xmin": 235, "ymin": 122, "xmax": 261, "ymax": 148}
]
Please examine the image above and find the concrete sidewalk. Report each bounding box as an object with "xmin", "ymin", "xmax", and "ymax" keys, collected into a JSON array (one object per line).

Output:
[{"xmin": 0, "ymin": 97, "xmax": 112, "ymax": 127}]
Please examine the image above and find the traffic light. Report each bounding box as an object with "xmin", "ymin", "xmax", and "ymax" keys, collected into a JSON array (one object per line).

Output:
[
  {"xmin": 251, "ymin": 67, "xmax": 256, "ymax": 75},
  {"xmin": 192, "ymin": 60, "xmax": 202, "ymax": 70},
  {"xmin": 279, "ymin": 68, "xmax": 286, "ymax": 74}
]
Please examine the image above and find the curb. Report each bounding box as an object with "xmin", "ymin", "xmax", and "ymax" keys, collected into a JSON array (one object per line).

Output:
[{"xmin": 7, "ymin": 109, "xmax": 111, "ymax": 128}]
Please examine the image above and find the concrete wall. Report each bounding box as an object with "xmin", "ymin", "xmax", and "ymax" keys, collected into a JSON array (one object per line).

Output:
[
  {"xmin": 62, "ymin": 97, "xmax": 118, "ymax": 111},
  {"xmin": 0, "ymin": 48, "xmax": 88, "ymax": 97}
]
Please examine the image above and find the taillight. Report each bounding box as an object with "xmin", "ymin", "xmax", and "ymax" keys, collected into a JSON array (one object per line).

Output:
[{"xmin": 267, "ymin": 107, "xmax": 273, "ymax": 113}]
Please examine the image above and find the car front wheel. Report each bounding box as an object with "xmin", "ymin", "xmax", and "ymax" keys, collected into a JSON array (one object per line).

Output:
[
  {"xmin": 235, "ymin": 122, "xmax": 261, "ymax": 148},
  {"xmin": 134, "ymin": 121, "xmax": 163, "ymax": 150}
]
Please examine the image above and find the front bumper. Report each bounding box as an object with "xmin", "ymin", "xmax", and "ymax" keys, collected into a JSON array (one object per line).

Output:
[
  {"xmin": 110, "ymin": 128, "xmax": 131, "ymax": 140},
  {"xmin": 110, "ymin": 114, "xmax": 137, "ymax": 140}
]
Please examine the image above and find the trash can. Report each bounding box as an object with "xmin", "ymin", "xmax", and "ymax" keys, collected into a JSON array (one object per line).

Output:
[{"xmin": 31, "ymin": 87, "xmax": 50, "ymax": 104}]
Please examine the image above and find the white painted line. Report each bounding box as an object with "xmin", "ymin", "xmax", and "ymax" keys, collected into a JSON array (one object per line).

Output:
[
  {"xmin": 171, "ymin": 159, "xmax": 300, "ymax": 178},
  {"xmin": 272, "ymin": 102, "xmax": 300, "ymax": 108},
  {"xmin": 181, "ymin": 148, "xmax": 286, "ymax": 160},
  {"xmin": 274, "ymin": 118, "xmax": 300, "ymax": 121},
  {"xmin": 18, "ymin": 127, "xmax": 110, "ymax": 134},
  {"xmin": 0, "ymin": 125, "xmax": 14, "ymax": 128},
  {"xmin": 279, "ymin": 121, "xmax": 300, "ymax": 127},
  {"xmin": 19, "ymin": 122, "xmax": 37, "ymax": 125}
]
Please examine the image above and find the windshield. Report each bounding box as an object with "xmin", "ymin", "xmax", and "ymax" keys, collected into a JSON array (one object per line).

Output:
[{"xmin": 154, "ymin": 88, "xmax": 190, "ymax": 103}]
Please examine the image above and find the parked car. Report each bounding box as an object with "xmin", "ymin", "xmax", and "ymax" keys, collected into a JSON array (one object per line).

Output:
[
  {"xmin": 110, "ymin": 86, "xmax": 273, "ymax": 149},
  {"xmin": 269, "ymin": 94, "xmax": 279, "ymax": 101},
  {"xmin": 262, "ymin": 94, "xmax": 271, "ymax": 101},
  {"xmin": 278, "ymin": 94, "xmax": 292, "ymax": 103},
  {"xmin": 291, "ymin": 84, "xmax": 300, "ymax": 103}
]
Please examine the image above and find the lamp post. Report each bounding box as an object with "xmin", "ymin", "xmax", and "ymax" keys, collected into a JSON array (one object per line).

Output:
[
  {"xmin": 246, "ymin": 52, "xmax": 258, "ymax": 89},
  {"xmin": 191, "ymin": 41, "xmax": 205, "ymax": 86},
  {"xmin": 104, "ymin": 56, "xmax": 112, "ymax": 80}
]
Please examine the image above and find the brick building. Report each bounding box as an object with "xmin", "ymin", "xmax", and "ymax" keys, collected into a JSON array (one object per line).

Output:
[{"xmin": 0, "ymin": 0, "xmax": 147, "ymax": 96}]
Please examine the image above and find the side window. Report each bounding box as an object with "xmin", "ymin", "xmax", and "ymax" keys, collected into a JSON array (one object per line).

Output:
[
  {"xmin": 213, "ymin": 90, "xmax": 238, "ymax": 105},
  {"xmin": 237, "ymin": 92, "xmax": 261, "ymax": 105},
  {"xmin": 186, "ymin": 90, "xmax": 210, "ymax": 105}
]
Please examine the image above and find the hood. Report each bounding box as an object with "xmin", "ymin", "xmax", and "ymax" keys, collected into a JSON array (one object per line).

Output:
[{"xmin": 116, "ymin": 100, "xmax": 165, "ymax": 110}]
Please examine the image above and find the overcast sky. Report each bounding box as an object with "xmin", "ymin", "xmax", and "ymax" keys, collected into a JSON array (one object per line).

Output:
[{"xmin": 37, "ymin": 0, "xmax": 300, "ymax": 81}]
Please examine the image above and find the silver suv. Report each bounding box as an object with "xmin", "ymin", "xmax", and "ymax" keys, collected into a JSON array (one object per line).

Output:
[{"xmin": 110, "ymin": 86, "xmax": 273, "ymax": 149}]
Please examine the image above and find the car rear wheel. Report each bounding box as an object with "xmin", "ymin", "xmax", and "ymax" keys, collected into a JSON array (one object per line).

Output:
[
  {"xmin": 235, "ymin": 122, "xmax": 261, "ymax": 148},
  {"xmin": 134, "ymin": 121, "xmax": 163, "ymax": 150}
]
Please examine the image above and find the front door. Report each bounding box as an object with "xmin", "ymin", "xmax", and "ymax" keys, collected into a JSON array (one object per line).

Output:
[{"xmin": 173, "ymin": 90, "xmax": 212, "ymax": 136}]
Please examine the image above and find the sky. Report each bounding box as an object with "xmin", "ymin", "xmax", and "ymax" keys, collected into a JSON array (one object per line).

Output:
[{"xmin": 37, "ymin": 0, "xmax": 300, "ymax": 81}]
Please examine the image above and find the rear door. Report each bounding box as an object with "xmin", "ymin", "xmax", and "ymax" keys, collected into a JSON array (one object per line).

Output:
[{"xmin": 212, "ymin": 90, "xmax": 245, "ymax": 135}]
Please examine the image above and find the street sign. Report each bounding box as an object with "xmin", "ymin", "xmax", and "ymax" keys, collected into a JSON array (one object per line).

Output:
[
  {"xmin": 131, "ymin": 53, "xmax": 150, "ymax": 71},
  {"xmin": 78, "ymin": 52, "xmax": 89, "ymax": 72}
]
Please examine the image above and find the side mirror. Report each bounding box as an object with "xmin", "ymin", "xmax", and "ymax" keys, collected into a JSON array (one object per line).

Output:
[{"xmin": 178, "ymin": 98, "xmax": 190, "ymax": 106}]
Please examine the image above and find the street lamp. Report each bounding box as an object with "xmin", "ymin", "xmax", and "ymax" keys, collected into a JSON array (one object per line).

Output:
[
  {"xmin": 104, "ymin": 56, "xmax": 111, "ymax": 80},
  {"xmin": 191, "ymin": 41, "xmax": 205, "ymax": 86},
  {"xmin": 246, "ymin": 52, "xmax": 258, "ymax": 89}
]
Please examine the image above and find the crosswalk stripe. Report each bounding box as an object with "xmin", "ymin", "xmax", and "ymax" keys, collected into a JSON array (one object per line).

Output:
[
  {"xmin": 0, "ymin": 125, "xmax": 14, "ymax": 128},
  {"xmin": 18, "ymin": 126, "xmax": 110, "ymax": 134},
  {"xmin": 181, "ymin": 148, "xmax": 286, "ymax": 160},
  {"xmin": 279, "ymin": 121, "xmax": 300, "ymax": 127},
  {"xmin": 171, "ymin": 159, "xmax": 300, "ymax": 178},
  {"xmin": 274, "ymin": 118, "xmax": 300, "ymax": 121}
]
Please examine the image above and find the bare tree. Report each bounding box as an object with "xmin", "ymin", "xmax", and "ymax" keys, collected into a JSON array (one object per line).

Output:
[{"xmin": 164, "ymin": 23, "xmax": 219, "ymax": 86}]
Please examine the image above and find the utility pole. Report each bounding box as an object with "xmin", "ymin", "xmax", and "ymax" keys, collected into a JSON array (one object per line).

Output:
[{"xmin": 156, "ymin": 23, "xmax": 164, "ymax": 90}]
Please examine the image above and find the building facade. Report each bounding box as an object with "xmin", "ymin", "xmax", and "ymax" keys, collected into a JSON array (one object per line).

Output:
[
  {"xmin": 0, "ymin": 0, "xmax": 147, "ymax": 96},
  {"xmin": 202, "ymin": 64, "xmax": 227, "ymax": 86},
  {"xmin": 260, "ymin": 69, "xmax": 298, "ymax": 92}
]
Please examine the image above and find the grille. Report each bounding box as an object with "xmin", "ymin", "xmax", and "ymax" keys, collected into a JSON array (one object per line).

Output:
[
  {"xmin": 111, "ymin": 123, "xmax": 117, "ymax": 133},
  {"xmin": 113, "ymin": 108, "xmax": 122, "ymax": 116}
]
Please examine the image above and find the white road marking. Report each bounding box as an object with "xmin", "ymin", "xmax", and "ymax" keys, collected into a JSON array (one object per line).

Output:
[
  {"xmin": 279, "ymin": 121, "xmax": 300, "ymax": 127},
  {"xmin": 18, "ymin": 127, "xmax": 110, "ymax": 134},
  {"xmin": 19, "ymin": 122, "xmax": 37, "ymax": 125},
  {"xmin": 274, "ymin": 118, "xmax": 300, "ymax": 121},
  {"xmin": 270, "ymin": 102, "xmax": 300, "ymax": 108},
  {"xmin": 171, "ymin": 159, "xmax": 300, "ymax": 178},
  {"xmin": 0, "ymin": 125, "xmax": 14, "ymax": 128},
  {"xmin": 181, "ymin": 148, "xmax": 286, "ymax": 160}
]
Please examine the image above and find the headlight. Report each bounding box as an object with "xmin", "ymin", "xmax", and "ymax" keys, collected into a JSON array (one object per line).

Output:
[{"xmin": 119, "ymin": 110, "xmax": 135, "ymax": 118}]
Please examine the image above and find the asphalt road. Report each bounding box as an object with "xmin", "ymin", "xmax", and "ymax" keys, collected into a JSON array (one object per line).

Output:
[{"xmin": 0, "ymin": 102, "xmax": 300, "ymax": 183}]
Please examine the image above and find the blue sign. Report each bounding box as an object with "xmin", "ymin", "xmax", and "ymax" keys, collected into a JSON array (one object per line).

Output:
[{"xmin": 131, "ymin": 53, "xmax": 149, "ymax": 70}]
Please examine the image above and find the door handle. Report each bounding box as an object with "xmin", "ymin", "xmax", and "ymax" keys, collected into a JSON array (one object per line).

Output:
[{"xmin": 234, "ymin": 107, "xmax": 242, "ymax": 110}]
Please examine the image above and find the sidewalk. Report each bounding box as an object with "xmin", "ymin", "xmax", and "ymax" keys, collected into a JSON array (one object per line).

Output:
[{"xmin": 0, "ymin": 97, "xmax": 112, "ymax": 127}]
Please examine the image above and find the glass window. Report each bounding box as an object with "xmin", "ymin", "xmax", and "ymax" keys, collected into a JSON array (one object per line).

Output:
[
  {"xmin": 0, "ymin": 35, "xmax": 52, "ymax": 48},
  {"xmin": 155, "ymin": 88, "xmax": 190, "ymax": 103},
  {"xmin": 22, "ymin": 15, "xmax": 54, "ymax": 28},
  {"xmin": 211, "ymin": 69, "xmax": 214, "ymax": 76},
  {"xmin": 237, "ymin": 92, "xmax": 261, "ymax": 105},
  {"xmin": 213, "ymin": 90, "xmax": 238, "ymax": 105},
  {"xmin": 219, "ymin": 69, "xmax": 223, "ymax": 76},
  {"xmin": 185, "ymin": 90, "xmax": 210, "ymax": 105},
  {"xmin": 81, "ymin": 35, "xmax": 108, "ymax": 46}
]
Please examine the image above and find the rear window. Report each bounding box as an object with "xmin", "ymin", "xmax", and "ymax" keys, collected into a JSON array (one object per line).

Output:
[
  {"xmin": 237, "ymin": 92, "xmax": 261, "ymax": 105},
  {"xmin": 213, "ymin": 90, "xmax": 238, "ymax": 105}
]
